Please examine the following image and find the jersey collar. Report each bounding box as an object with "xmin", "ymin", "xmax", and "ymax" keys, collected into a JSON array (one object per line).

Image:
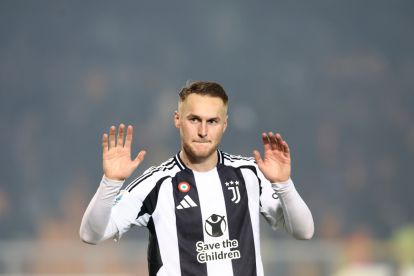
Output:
[{"xmin": 174, "ymin": 150, "xmax": 224, "ymax": 171}]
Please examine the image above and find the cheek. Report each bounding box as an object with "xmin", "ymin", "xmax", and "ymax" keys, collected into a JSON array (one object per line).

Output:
[
  {"xmin": 181, "ymin": 124, "xmax": 194, "ymax": 137},
  {"xmin": 212, "ymin": 127, "xmax": 225, "ymax": 140}
]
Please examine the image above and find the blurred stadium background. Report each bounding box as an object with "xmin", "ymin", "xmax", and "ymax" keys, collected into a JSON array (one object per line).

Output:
[{"xmin": 1, "ymin": 1, "xmax": 414, "ymax": 275}]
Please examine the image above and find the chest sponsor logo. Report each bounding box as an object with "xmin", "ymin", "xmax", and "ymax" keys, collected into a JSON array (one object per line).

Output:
[
  {"xmin": 205, "ymin": 214, "xmax": 226, "ymax": 237},
  {"xmin": 225, "ymin": 180, "xmax": 240, "ymax": 204},
  {"xmin": 196, "ymin": 239, "xmax": 241, "ymax": 263}
]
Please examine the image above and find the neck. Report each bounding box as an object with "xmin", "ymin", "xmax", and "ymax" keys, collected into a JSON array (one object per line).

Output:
[{"xmin": 179, "ymin": 150, "xmax": 218, "ymax": 172}]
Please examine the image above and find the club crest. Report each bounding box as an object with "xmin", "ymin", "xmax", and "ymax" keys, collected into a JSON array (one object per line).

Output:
[{"xmin": 225, "ymin": 180, "xmax": 240, "ymax": 204}]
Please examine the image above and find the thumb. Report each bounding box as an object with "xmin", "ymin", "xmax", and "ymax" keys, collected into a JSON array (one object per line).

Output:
[
  {"xmin": 133, "ymin": 150, "xmax": 146, "ymax": 166},
  {"xmin": 253, "ymin": 150, "xmax": 263, "ymax": 166}
]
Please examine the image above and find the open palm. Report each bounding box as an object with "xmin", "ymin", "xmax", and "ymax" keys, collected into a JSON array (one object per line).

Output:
[
  {"xmin": 102, "ymin": 124, "xmax": 146, "ymax": 181},
  {"xmin": 253, "ymin": 132, "xmax": 291, "ymax": 183}
]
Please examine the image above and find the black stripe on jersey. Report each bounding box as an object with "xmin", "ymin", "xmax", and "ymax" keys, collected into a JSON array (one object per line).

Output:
[
  {"xmin": 147, "ymin": 217, "xmax": 163, "ymax": 275},
  {"xmin": 126, "ymin": 159, "xmax": 176, "ymax": 192},
  {"xmin": 173, "ymin": 170, "xmax": 207, "ymax": 276},
  {"xmin": 218, "ymin": 164, "xmax": 257, "ymax": 276},
  {"xmin": 137, "ymin": 176, "xmax": 171, "ymax": 218}
]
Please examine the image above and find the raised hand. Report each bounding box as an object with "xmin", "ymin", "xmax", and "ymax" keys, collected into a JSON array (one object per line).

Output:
[
  {"xmin": 253, "ymin": 132, "xmax": 291, "ymax": 183},
  {"xmin": 102, "ymin": 124, "xmax": 146, "ymax": 181}
]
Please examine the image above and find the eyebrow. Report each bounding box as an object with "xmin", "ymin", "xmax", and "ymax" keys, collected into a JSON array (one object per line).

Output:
[{"xmin": 186, "ymin": 114, "xmax": 221, "ymax": 121}]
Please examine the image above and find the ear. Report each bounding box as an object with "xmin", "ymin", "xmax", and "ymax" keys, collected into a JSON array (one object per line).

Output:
[
  {"xmin": 223, "ymin": 115, "xmax": 228, "ymax": 133},
  {"xmin": 174, "ymin": 110, "xmax": 180, "ymax": 128}
]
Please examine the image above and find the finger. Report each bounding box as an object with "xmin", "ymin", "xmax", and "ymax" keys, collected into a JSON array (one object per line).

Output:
[
  {"xmin": 117, "ymin": 124, "xmax": 125, "ymax": 147},
  {"xmin": 109, "ymin": 125, "xmax": 116, "ymax": 148},
  {"xmin": 124, "ymin": 125, "xmax": 133, "ymax": 149},
  {"xmin": 133, "ymin": 150, "xmax": 146, "ymax": 165},
  {"xmin": 268, "ymin": 132, "xmax": 282, "ymax": 151},
  {"xmin": 275, "ymin": 133, "xmax": 290, "ymax": 154},
  {"xmin": 268, "ymin": 132, "xmax": 280, "ymax": 151},
  {"xmin": 272, "ymin": 132, "xmax": 284, "ymax": 151},
  {"xmin": 102, "ymin": 133, "xmax": 108, "ymax": 153},
  {"xmin": 262, "ymin": 132, "xmax": 271, "ymax": 152},
  {"xmin": 282, "ymin": 140, "xmax": 290, "ymax": 154},
  {"xmin": 276, "ymin": 133, "xmax": 285, "ymax": 151},
  {"xmin": 277, "ymin": 134, "xmax": 289, "ymax": 153},
  {"xmin": 275, "ymin": 133, "xmax": 283, "ymax": 142}
]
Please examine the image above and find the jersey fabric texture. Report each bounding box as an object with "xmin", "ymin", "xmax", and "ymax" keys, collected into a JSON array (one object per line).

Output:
[{"xmin": 111, "ymin": 151, "xmax": 288, "ymax": 276}]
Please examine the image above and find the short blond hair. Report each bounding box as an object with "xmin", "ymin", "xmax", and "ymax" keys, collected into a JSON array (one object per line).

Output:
[{"xmin": 178, "ymin": 81, "xmax": 228, "ymax": 105}]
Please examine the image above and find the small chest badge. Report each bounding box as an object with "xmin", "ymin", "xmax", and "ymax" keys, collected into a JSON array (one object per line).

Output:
[
  {"xmin": 226, "ymin": 180, "xmax": 240, "ymax": 204},
  {"xmin": 178, "ymin": 182, "xmax": 191, "ymax": 193}
]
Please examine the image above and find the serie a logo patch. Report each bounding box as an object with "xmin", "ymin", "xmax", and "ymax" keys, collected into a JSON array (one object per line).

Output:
[{"xmin": 178, "ymin": 182, "xmax": 190, "ymax": 193}]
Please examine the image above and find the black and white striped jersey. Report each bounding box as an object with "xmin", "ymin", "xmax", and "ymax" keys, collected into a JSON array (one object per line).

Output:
[{"xmin": 109, "ymin": 150, "xmax": 294, "ymax": 276}]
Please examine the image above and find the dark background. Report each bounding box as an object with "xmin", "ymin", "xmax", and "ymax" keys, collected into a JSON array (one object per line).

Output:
[{"xmin": 1, "ymin": 0, "xmax": 413, "ymax": 248}]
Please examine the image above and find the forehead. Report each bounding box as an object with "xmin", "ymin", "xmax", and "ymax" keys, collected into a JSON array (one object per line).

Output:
[{"xmin": 179, "ymin": 94, "xmax": 227, "ymax": 116}]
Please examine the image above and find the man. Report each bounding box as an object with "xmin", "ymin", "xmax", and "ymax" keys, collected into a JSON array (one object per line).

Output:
[{"xmin": 80, "ymin": 81, "xmax": 314, "ymax": 276}]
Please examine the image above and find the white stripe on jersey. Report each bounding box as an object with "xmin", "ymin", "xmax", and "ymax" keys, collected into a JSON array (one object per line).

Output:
[
  {"xmin": 193, "ymin": 169, "xmax": 233, "ymax": 276},
  {"xmin": 152, "ymin": 178, "xmax": 181, "ymax": 276}
]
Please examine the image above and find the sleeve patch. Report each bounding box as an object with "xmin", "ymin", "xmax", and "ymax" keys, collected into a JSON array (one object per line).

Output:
[{"xmin": 114, "ymin": 190, "xmax": 129, "ymax": 206}]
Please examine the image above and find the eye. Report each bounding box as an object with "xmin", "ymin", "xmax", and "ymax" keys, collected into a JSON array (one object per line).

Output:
[
  {"xmin": 189, "ymin": 117, "xmax": 200, "ymax": 123},
  {"xmin": 207, "ymin": 119, "xmax": 218, "ymax": 125}
]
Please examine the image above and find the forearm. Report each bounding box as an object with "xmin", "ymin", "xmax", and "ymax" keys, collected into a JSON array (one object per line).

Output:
[
  {"xmin": 273, "ymin": 179, "xmax": 314, "ymax": 239},
  {"xmin": 79, "ymin": 176, "xmax": 124, "ymax": 244}
]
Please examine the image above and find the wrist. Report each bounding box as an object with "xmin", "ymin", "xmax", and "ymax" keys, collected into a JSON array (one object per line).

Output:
[
  {"xmin": 271, "ymin": 177, "xmax": 290, "ymax": 184},
  {"xmin": 271, "ymin": 178, "xmax": 294, "ymax": 193},
  {"xmin": 103, "ymin": 174, "xmax": 125, "ymax": 183},
  {"xmin": 268, "ymin": 176, "xmax": 290, "ymax": 183}
]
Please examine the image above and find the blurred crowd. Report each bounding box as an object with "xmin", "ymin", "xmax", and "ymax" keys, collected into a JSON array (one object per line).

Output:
[{"xmin": 1, "ymin": 0, "xmax": 414, "ymax": 274}]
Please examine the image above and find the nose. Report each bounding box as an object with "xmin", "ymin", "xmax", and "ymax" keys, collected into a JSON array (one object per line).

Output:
[{"xmin": 198, "ymin": 122, "xmax": 207, "ymax": 138}]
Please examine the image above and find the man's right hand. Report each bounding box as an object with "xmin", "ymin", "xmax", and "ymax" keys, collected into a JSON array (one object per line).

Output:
[{"xmin": 102, "ymin": 124, "xmax": 146, "ymax": 181}]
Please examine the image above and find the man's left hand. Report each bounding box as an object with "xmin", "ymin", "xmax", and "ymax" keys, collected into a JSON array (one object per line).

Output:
[{"xmin": 253, "ymin": 132, "xmax": 291, "ymax": 183}]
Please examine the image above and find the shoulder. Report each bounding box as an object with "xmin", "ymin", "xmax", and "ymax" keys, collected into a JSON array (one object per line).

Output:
[
  {"xmin": 221, "ymin": 151, "xmax": 257, "ymax": 168},
  {"xmin": 124, "ymin": 156, "xmax": 179, "ymax": 192},
  {"xmin": 221, "ymin": 151, "xmax": 267, "ymax": 184}
]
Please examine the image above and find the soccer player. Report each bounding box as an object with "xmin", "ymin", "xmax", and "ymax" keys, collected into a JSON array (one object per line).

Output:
[{"xmin": 80, "ymin": 81, "xmax": 314, "ymax": 276}]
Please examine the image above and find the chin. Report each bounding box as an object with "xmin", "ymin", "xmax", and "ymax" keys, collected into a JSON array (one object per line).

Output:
[
  {"xmin": 185, "ymin": 144, "xmax": 217, "ymax": 160},
  {"xmin": 192, "ymin": 149, "xmax": 212, "ymax": 159}
]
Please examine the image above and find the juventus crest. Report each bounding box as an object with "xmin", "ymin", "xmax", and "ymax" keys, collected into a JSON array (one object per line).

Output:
[{"xmin": 225, "ymin": 180, "xmax": 240, "ymax": 204}]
